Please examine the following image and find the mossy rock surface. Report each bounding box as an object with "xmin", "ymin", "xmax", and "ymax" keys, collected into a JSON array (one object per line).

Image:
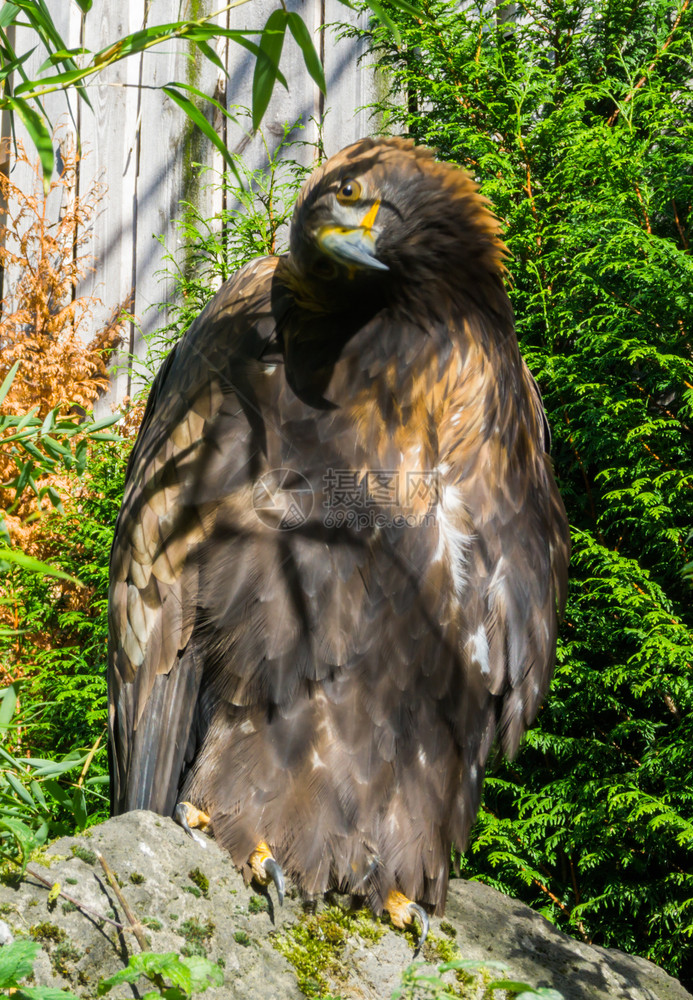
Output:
[{"xmin": 0, "ymin": 811, "xmax": 688, "ymax": 1000}]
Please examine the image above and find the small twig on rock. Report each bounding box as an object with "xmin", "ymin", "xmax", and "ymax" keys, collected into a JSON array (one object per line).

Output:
[
  {"xmin": 77, "ymin": 727, "xmax": 106, "ymax": 788},
  {"xmin": 24, "ymin": 865, "xmax": 128, "ymax": 932},
  {"xmin": 96, "ymin": 851, "xmax": 148, "ymax": 952}
]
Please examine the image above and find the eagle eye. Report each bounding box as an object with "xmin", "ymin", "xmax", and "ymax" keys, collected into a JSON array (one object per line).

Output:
[{"xmin": 336, "ymin": 179, "xmax": 362, "ymax": 204}]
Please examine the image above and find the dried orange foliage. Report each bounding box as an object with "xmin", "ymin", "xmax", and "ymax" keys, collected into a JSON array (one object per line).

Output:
[
  {"xmin": 0, "ymin": 137, "xmax": 125, "ymax": 418},
  {"xmin": 0, "ymin": 137, "xmax": 127, "ymax": 539},
  {"xmin": 0, "ymin": 138, "xmax": 129, "ymax": 680}
]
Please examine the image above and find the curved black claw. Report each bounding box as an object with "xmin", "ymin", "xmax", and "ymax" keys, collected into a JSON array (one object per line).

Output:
[
  {"xmin": 263, "ymin": 857, "xmax": 285, "ymax": 907},
  {"xmin": 173, "ymin": 801, "xmax": 207, "ymax": 846},
  {"xmin": 409, "ymin": 902, "xmax": 429, "ymax": 958},
  {"xmin": 174, "ymin": 802, "xmax": 194, "ymax": 838}
]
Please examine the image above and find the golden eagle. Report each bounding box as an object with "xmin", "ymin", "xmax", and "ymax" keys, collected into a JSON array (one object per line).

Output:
[{"xmin": 108, "ymin": 137, "xmax": 569, "ymax": 945}]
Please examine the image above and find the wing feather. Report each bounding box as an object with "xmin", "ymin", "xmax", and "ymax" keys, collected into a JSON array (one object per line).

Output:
[
  {"xmin": 108, "ymin": 256, "xmax": 281, "ymax": 814},
  {"xmin": 437, "ymin": 317, "xmax": 569, "ymax": 831}
]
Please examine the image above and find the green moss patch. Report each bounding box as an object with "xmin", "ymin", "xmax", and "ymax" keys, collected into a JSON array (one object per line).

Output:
[
  {"xmin": 248, "ymin": 894, "xmax": 268, "ymax": 914},
  {"xmin": 30, "ymin": 922, "xmax": 66, "ymax": 944},
  {"xmin": 272, "ymin": 904, "xmax": 384, "ymax": 998},
  {"xmin": 179, "ymin": 917, "xmax": 215, "ymax": 957},
  {"xmin": 53, "ymin": 939, "xmax": 81, "ymax": 976},
  {"xmin": 188, "ymin": 867, "xmax": 209, "ymax": 896},
  {"xmin": 70, "ymin": 845, "xmax": 97, "ymax": 865},
  {"xmin": 30, "ymin": 922, "xmax": 83, "ymax": 979}
]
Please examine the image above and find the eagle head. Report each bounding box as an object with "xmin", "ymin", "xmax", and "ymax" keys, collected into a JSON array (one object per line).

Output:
[{"xmin": 288, "ymin": 137, "xmax": 508, "ymax": 308}]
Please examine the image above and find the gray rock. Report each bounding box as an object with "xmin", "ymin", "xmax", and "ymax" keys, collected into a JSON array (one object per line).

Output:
[
  {"xmin": 443, "ymin": 880, "xmax": 690, "ymax": 1000},
  {"xmin": 0, "ymin": 810, "xmax": 687, "ymax": 1000}
]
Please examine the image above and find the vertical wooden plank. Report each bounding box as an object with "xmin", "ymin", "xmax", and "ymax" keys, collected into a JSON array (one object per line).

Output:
[
  {"xmin": 224, "ymin": 0, "xmax": 321, "ymax": 176},
  {"xmin": 77, "ymin": 0, "xmax": 141, "ymax": 410},
  {"xmin": 206, "ymin": 10, "xmax": 230, "ymax": 234},
  {"xmin": 322, "ymin": 2, "xmax": 387, "ymax": 156},
  {"xmin": 132, "ymin": 0, "xmax": 220, "ymax": 362},
  {"xmin": 214, "ymin": 0, "xmax": 325, "ymax": 261},
  {"xmin": 128, "ymin": 10, "xmax": 188, "ymax": 394}
]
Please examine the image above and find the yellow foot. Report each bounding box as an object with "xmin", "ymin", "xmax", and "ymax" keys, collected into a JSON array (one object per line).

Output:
[
  {"xmin": 248, "ymin": 841, "xmax": 285, "ymax": 906},
  {"xmin": 174, "ymin": 801, "xmax": 212, "ymax": 842},
  {"xmin": 385, "ymin": 889, "xmax": 429, "ymax": 956}
]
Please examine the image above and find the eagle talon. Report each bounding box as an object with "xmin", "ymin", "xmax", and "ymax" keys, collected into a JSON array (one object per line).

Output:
[
  {"xmin": 385, "ymin": 890, "xmax": 429, "ymax": 956},
  {"xmin": 409, "ymin": 902, "xmax": 429, "ymax": 957},
  {"xmin": 262, "ymin": 856, "xmax": 285, "ymax": 907},
  {"xmin": 249, "ymin": 841, "xmax": 285, "ymax": 907},
  {"xmin": 174, "ymin": 801, "xmax": 211, "ymax": 846}
]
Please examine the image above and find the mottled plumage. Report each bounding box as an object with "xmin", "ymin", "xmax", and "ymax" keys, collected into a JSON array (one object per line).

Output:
[{"xmin": 108, "ymin": 137, "xmax": 569, "ymax": 916}]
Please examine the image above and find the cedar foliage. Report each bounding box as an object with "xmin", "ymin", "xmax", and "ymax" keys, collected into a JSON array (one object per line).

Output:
[
  {"xmin": 0, "ymin": 137, "xmax": 125, "ymax": 706},
  {"xmin": 7, "ymin": 441, "xmax": 127, "ymax": 750},
  {"xmin": 0, "ymin": 140, "xmax": 129, "ymax": 831},
  {"xmin": 357, "ymin": 0, "xmax": 693, "ymax": 983}
]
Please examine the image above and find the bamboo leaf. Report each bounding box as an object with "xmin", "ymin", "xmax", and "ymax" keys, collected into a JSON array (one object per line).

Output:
[
  {"xmin": 75, "ymin": 438, "xmax": 88, "ymax": 476},
  {"xmin": 6, "ymin": 772, "xmax": 35, "ymax": 808},
  {"xmin": 41, "ymin": 435, "xmax": 73, "ymax": 461},
  {"xmin": 86, "ymin": 431, "xmax": 122, "ymax": 442},
  {"xmin": 362, "ymin": 0, "xmax": 402, "ymax": 47},
  {"xmin": 165, "ymin": 80, "xmax": 238, "ymax": 124},
  {"xmin": 5, "ymin": 95, "xmax": 53, "ymax": 186},
  {"xmin": 0, "ymin": 3, "xmax": 19, "ymax": 30},
  {"xmin": 10, "ymin": 0, "xmax": 92, "ymax": 108},
  {"xmin": 0, "ymin": 44, "xmax": 36, "ymax": 83},
  {"xmin": 15, "ymin": 406, "xmax": 40, "ymax": 431},
  {"xmin": 45, "ymin": 486, "xmax": 64, "ymax": 512},
  {"xmin": 387, "ymin": 0, "xmax": 427, "ymax": 21},
  {"xmin": 0, "ymin": 547, "xmax": 82, "ymax": 584},
  {"xmin": 163, "ymin": 84, "xmax": 243, "ymax": 187},
  {"xmin": 14, "ymin": 64, "xmax": 92, "ymax": 95},
  {"xmin": 14, "ymin": 457, "xmax": 34, "ymax": 498},
  {"xmin": 194, "ymin": 38, "xmax": 226, "ymax": 76},
  {"xmin": 252, "ymin": 9, "xmax": 288, "ymax": 131},
  {"xmin": 72, "ymin": 786, "xmax": 87, "ymax": 829},
  {"xmin": 286, "ymin": 13, "xmax": 326, "ymax": 94},
  {"xmin": 0, "ymin": 683, "xmax": 19, "ymax": 730},
  {"xmin": 40, "ymin": 407, "xmax": 57, "ymax": 435},
  {"xmin": 37, "ymin": 47, "xmax": 91, "ymax": 73},
  {"xmin": 0, "ymin": 360, "xmax": 20, "ymax": 406},
  {"xmin": 82, "ymin": 412, "xmax": 121, "ymax": 433}
]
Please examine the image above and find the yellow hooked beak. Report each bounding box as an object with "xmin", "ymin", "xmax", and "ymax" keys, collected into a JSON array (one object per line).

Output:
[{"xmin": 316, "ymin": 200, "xmax": 388, "ymax": 272}]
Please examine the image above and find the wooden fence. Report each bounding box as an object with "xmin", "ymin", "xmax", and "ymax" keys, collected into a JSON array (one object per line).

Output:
[{"xmin": 1, "ymin": 0, "xmax": 383, "ymax": 407}]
